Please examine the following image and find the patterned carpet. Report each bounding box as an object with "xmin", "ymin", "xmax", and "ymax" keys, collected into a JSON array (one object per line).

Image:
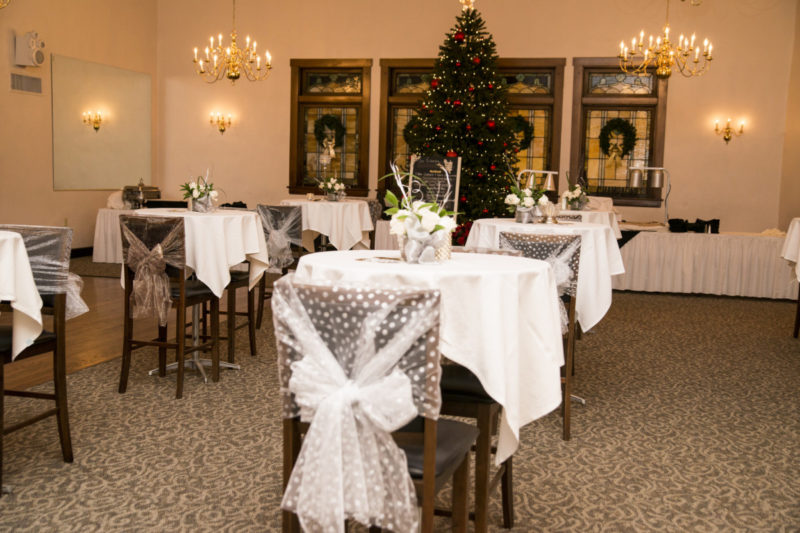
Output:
[{"xmin": 1, "ymin": 292, "xmax": 798, "ymax": 531}]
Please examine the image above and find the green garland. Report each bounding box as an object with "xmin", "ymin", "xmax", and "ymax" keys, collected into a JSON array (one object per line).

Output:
[
  {"xmin": 509, "ymin": 115, "xmax": 534, "ymax": 151},
  {"xmin": 314, "ymin": 114, "xmax": 346, "ymax": 148},
  {"xmin": 599, "ymin": 118, "xmax": 637, "ymax": 158}
]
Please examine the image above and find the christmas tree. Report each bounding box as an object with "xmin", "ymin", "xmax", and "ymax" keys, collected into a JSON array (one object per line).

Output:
[{"xmin": 404, "ymin": 3, "xmax": 519, "ymax": 240}]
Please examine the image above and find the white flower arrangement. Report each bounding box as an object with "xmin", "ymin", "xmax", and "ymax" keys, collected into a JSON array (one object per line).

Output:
[
  {"xmin": 383, "ymin": 163, "xmax": 456, "ymax": 263},
  {"xmin": 181, "ymin": 175, "xmax": 218, "ymax": 201},
  {"xmin": 561, "ymin": 184, "xmax": 587, "ymax": 210},
  {"xmin": 504, "ymin": 185, "xmax": 545, "ymax": 213},
  {"xmin": 318, "ymin": 176, "xmax": 346, "ymax": 194}
]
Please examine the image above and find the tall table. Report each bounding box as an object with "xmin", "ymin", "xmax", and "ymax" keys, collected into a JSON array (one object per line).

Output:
[
  {"xmin": 280, "ymin": 198, "xmax": 374, "ymax": 251},
  {"xmin": 0, "ymin": 231, "xmax": 43, "ymax": 359},
  {"xmin": 559, "ymin": 208, "xmax": 622, "ymax": 239},
  {"xmin": 294, "ymin": 250, "xmax": 564, "ymax": 465},
  {"xmin": 466, "ymin": 219, "xmax": 625, "ymax": 331},
  {"xmin": 93, "ymin": 208, "xmax": 135, "ymax": 263}
]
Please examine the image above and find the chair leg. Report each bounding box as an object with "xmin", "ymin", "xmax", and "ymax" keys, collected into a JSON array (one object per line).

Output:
[
  {"xmin": 501, "ymin": 456, "xmax": 514, "ymax": 528},
  {"xmin": 256, "ymin": 276, "xmax": 266, "ymax": 330},
  {"xmin": 227, "ymin": 287, "xmax": 237, "ymax": 364},
  {"xmin": 793, "ymin": 285, "xmax": 799, "ymax": 338},
  {"xmin": 451, "ymin": 451, "xmax": 470, "ymax": 533},
  {"xmin": 563, "ymin": 300, "xmax": 577, "ymax": 441},
  {"xmin": 119, "ymin": 285, "xmax": 133, "ymax": 394},
  {"xmin": 211, "ymin": 298, "xmax": 220, "ymax": 383},
  {"xmin": 247, "ymin": 286, "xmax": 257, "ymax": 356},
  {"xmin": 176, "ymin": 304, "xmax": 186, "ymax": 400},
  {"xmin": 473, "ymin": 405, "xmax": 493, "ymax": 533},
  {"xmin": 158, "ymin": 325, "xmax": 168, "ymax": 377},
  {"xmin": 52, "ymin": 312, "xmax": 73, "ymax": 463},
  {"xmin": 283, "ymin": 418, "xmax": 302, "ymax": 533},
  {"xmin": 1, "ymin": 360, "xmax": 4, "ymax": 497}
]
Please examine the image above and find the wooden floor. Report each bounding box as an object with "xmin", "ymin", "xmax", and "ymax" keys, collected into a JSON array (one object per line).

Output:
[{"xmin": 3, "ymin": 276, "xmax": 245, "ymax": 391}]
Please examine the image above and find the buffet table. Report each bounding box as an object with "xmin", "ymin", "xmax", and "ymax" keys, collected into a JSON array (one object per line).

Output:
[
  {"xmin": 294, "ymin": 250, "xmax": 564, "ymax": 464},
  {"xmin": 613, "ymin": 231, "xmax": 799, "ymax": 299}
]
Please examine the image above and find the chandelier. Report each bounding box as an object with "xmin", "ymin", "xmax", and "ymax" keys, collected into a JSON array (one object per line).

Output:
[
  {"xmin": 192, "ymin": 0, "xmax": 272, "ymax": 84},
  {"xmin": 0, "ymin": 0, "xmax": 11, "ymax": 8},
  {"xmin": 617, "ymin": 0, "xmax": 713, "ymax": 79}
]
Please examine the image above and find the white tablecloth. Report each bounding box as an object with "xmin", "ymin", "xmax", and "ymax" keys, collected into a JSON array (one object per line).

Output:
[
  {"xmin": 613, "ymin": 232, "xmax": 799, "ymax": 299},
  {"xmin": 781, "ymin": 218, "xmax": 800, "ymax": 282},
  {"xmin": 294, "ymin": 250, "xmax": 564, "ymax": 464},
  {"xmin": 560, "ymin": 209, "xmax": 622, "ymax": 239},
  {"xmin": 93, "ymin": 208, "xmax": 135, "ymax": 263},
  {"xmin": 280, "ymin": 199, "xmax": 373, "ymax": 252},
  {"xmin": 466, "ymin": 219, "xmax": 625, "ymax": 331},
  {"xmin": 132, "ymin": 208, "xmax": 269, "ymax": 297},
  {"xmin": 0, "ymin": 231, "xmax": 43, "ymax": 359}
]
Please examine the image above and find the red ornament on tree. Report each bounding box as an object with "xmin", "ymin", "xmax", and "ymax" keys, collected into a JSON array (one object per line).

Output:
[
  {"xmin": 490, "ymin": 164, "xmax": 496, "ymax": 171},
  {"xmin": 445, "ymin": 98, "xmax": 451, "ymax": 104},
  {"xmin": 430, "ymin": 79, "xmax": 439, "ymax": 89},
  {"xmin": 468, "ymin": 86, "xmax": 475, "ymax": 92},
  {"xmin": 482, "ymin": 208, "xmax": 489, "ymax": 214},
  {"xmin": 466, "ymin": 124, "xmax": 472, "ymax": 130},
  {"xmin": 472, "ymin": 57, "xmax": 481, "ymax": 65},
  {"xmin": 460, "ymin": 196, "xmax": 467, "ymax": 203},
  {"xmin": 455, "ymin": 61, "xmax": 461, "ymax": 67},
  {"xmin": 503, "ymin": 142, "xmax": 508, "ymax": 147},
  {"xmin": 477, "ymin": 141, "xmax": 484, "ymax": 146},
  {"xmin": 488, "ymin": 83, "xmax": 494, "ymax": 89},
  {"xmin": 454, "ymin": 31, "xmax": 465, "ymax": 42},
  {"xmin": 487, "ymin": 120, "xmax": 496, "ymax": 129},
  {"xmin": 435, "ymin": 125, "xmax": 442, "ymax": 131},
  {"xmin": 446, "ymin": 150, "xmax": 458, "ymax": 157},
  {"xmin": 453, "ymin": 100, "xmax": 462, "ymax": 106},
  {"xmin": 477, "ymin": 172, "xmax": 484, "ymax": 178}
]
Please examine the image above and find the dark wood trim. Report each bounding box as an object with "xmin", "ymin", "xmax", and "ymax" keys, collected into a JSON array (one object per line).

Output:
[
  {"xmin": 550, "ymin": 61, "xmax": 565, "ymax": 191},
  {"xmin": 569, "ymin": 57, "xmax": 669, "ymax": 207}
]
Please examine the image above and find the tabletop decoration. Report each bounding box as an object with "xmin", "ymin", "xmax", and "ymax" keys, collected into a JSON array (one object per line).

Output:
[
  {"xmin": 181, "ymin": 172, "xmax": 218, "ymax": 213},
  {"xmin": 384, "ymin": 163, "xmax": 456, "ymax": 264},
  {"xmin": 318, "ymin": 176, "xmax": 346, "ymax": 201},
  {"xmin": 539, "ymin": 195, "xmax": 560, "ymax": 224},
  {"xmin": 505, "ymin": 185, "xmax": 544, "ymax": 224},
  {"xmin": 561, "ymin": 184, "xmax": 588, "ymax": 211}
]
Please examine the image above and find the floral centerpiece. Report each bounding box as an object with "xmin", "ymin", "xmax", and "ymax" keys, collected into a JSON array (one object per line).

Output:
[
  {"xmin": 181, "ymin": 174, "xmax": 218, "ymax": 213},
  {"xmin": 561, "ymin": 184, "xmax": 588, "ymax": 211},
  {"xmin": 318, "ymin": 176, "xmax": 346, "ymax": 201},
  {"xmin": 384, "ymin": 163, "xmax": 456, "ymax": 264},
  {"xmin": 505, "ymin": 185, "xmax": 548, "ymax": 223}
]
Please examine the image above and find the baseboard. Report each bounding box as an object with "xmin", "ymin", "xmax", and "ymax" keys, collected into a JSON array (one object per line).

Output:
[{"xmin": 71, "ymin": 247, "xmax": 93, "ymax": 258}]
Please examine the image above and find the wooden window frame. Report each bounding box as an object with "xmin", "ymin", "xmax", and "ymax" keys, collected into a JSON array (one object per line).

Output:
[
  {"xmin": 569, "ymin": 57, "xmax": 668, "ymax": 207},
  {"xmin": 289, "ymin": 59, "xmax": 372, "ymax": 197},
  {"xmin": 377, "ymin": 58, "xmax": 565, "ymax": 198}
]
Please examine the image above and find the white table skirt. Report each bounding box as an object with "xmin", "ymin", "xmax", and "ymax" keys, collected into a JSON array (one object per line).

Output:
[
  {"xmin": 613, "ymin": 232, "xmax": 799, "ymax": 299},
  {"xmin": 560, "ymin": 209, "xmax": 622, "ymax": 239},
  {"xmin": 0, "ymin": 231, "xmax": 43, "ymax": 359},
  {"xmin": 93, "ymin": 208, "xmax": 135, "ymax": 263},
  {"xmin": 374, "ymin": 220, "xmax": 398, "ymax": 251},
  {"xmin": 294, "ymin": 250, "xmax": 564, "ymax": 465},
  {"xmin": 781, "ymin": 218, "xmax": 800, "ymax": 282},
  {"xmin": 466, "ymin": 219, "xmax": 625, "ymax": 331},
  {"xmin": 132, "ymin": 208, "xmax": 269, "ymax": 297},
  {"xmin": 280, "ymin": 199, "xmax": 374, "ymax": 251}
]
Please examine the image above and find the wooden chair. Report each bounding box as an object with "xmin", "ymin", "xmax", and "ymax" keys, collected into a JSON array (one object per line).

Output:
[
  {"xmin": 794, "ymin": 285, "xmax": 799, "ymax": 338},
  {"xmin": 119, "ymin": 215, "xmax": 220, "ymax": 399},
  {"xmin": 255, "ymin": 205, "xmax": 303, "ymax": 329},
  {"xmin": 0, "ymin": 225, "xmax": 74, "ymax": 497},
  {"xmin": 217, "ymin": 268, "xmax": 257, "ymax": 365},
  {"xmin": 439, "ymin": 246, "xmax": 521, "ymax": 531},
  {"xmin": 274, "ymin": 277, "xmax": 477, "ymax": 532},
  {"xmin": 499, "ymin": 231, "xmax": 582, "ymax": 441}
]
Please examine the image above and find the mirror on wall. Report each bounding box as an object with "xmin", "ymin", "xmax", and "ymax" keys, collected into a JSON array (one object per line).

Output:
[{"xmin": 51, "ymin": 54, "xmax": 151, "ymax": 190}]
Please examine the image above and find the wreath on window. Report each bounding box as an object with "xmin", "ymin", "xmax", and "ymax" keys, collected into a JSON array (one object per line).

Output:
[
  {"xmin": 509, "ymin": 115, "xmax": 534, "ymax": 151},
  {"xmin": 314, "ymin": 114, "xmax": 346, "ymax": 148},
  {"xmin": 599, "ymin": 118, "xmax": 637, "ymax": 158}
]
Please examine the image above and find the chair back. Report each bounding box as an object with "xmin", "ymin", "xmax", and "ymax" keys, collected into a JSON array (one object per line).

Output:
[
  {"xmin": 0, "ymin": 224, "xmax": 72, "ymax": 296},
  {"xmin": 256, "ymin": 205, "xmax": 302, "ymax": 271},
  {"xmin": 272, "ymin": 274, "xmax": 441, "ymax": 531},
  {"xmin": 499, "ymin": 231, "xmax": 582, "ymax": 297}
]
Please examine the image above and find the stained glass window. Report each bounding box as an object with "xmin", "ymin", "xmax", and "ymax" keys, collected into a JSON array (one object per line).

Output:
[
  {"xmin": 393, "ymin": 72, "xmax": 430, "ymax": 95},
  {"xmin": 584, "ymin": 109, "xmax": 651, "ymax": 191},
  {"xmin": 390, "ymin": 107, "xmax": 417, "ymax": 172},
  {"xmin": 509, "ymin": 108, "xmax": 551, "ymax": 172},
  {"xmin": 303, "ymin": 71, "xmax": 362, "ymax": 94},
  {"xmin": 588, "ymin": 72, "xmax": 653, "ymax": 95},
  {"xmin": 302, "ymin": 107, "xmax": 360, "ymax": 186},
  {"xmin": 503, "ymin": 72, "xmax": 552, "ymax": 94}
]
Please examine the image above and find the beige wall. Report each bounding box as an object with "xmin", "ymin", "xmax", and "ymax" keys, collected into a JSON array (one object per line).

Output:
[
  {"xmin": 779, "ymin": 3, "xmax": 800, "ymax": 229},
  {"xmin": 157, "ymin": 0, "xmax": 797, "ymax": 232},
  {"xmin": 0, "ymin": 0, "xmax": 157, "ymax": 248},
  {"xmin": 1, "ymin": 0, "xmax": 797, "ymax": 249}
]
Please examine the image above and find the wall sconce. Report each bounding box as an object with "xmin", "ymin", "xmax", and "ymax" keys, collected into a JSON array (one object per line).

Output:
[
  {"xmin": 210, "ymin": 112, "xmax": 232, "ymax": 134},
  {"xmin": 82, "ymin": 111, "xmax": 102, "ymax": 132},
  {"xmin": 714, "ymin": 118, "xmax": 744, "ymax": 144}
]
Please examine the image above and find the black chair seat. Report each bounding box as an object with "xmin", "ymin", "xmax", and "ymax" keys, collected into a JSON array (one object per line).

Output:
[
  {"xmin": 0, "ymin": 325, "xmax": 57, "ymax": 364},
  {"xmin": 169, "ymin": 279, "xmax": 215, "ymax": 299},
  {"xmin": 441, "ymin": 364, "xmax": 495, "ymax": 404},
  {"xmin": 401, "ymin": 418, "xmax": 479, "ymax": 479},
  {"xmin": 229, "ymin": 270, "xmax": 250, "ymax": 283}
]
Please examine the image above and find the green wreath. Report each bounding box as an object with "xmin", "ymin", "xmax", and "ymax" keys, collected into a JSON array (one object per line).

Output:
[
  {"xmin": 509, "ymin": 115, "xmax": 534, "ymax": 151},
  {"xmin": 599, "ymin": 118, "xmax": 637, "ymax": 158},
  {"xmin": 314, "ymin": 114, "xmax": 346, "ymax": 148}
]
